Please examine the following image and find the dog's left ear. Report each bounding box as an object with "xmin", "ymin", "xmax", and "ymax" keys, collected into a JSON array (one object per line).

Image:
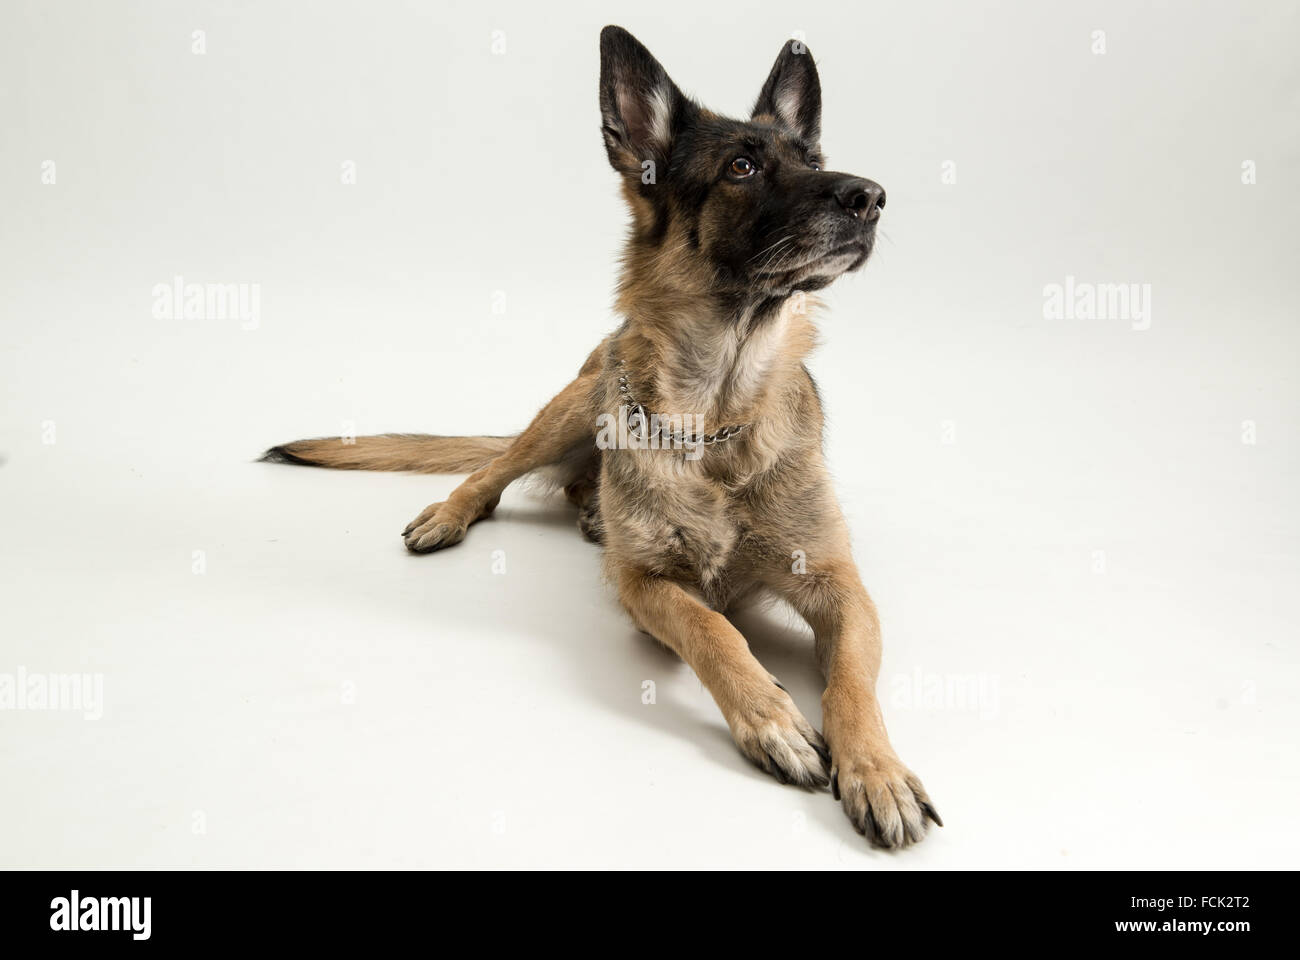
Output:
[{"xmin": 752, "ymin": 40, "xmax": 822, "ymax": 144}]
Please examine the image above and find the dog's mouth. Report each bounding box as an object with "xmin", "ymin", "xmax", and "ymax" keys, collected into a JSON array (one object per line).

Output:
[
  {"xmin": 822, "ymin": 239, "xmax": 871, "ymax": 262},
  {"xmin": 754, "ymin": 232, "xmax": 873, "ymax": 289}
]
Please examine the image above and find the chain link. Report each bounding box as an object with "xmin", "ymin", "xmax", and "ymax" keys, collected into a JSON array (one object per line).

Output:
[{"xmin": 615, "ymin": 359, "xmax": 749, "ymax": 447}]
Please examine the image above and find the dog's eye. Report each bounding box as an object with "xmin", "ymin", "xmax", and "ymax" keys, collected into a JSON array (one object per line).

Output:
[
  {"xmin": 729, "ymin": 157, "xmax": 756, "ymax": 178},
  {"xmin": 809, "ymin": 161, "xmax": 822, "ymax": 171}
]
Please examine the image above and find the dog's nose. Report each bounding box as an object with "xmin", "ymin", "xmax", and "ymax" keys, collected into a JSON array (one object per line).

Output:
[{"xmin": 834, "ymin": 178, "xmax": 886, "ymax": 222}]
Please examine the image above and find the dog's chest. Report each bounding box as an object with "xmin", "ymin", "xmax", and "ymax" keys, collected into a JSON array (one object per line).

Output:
[{"xmin": 602, "ymin": 452, "xmax": 760, "ymax": 589}]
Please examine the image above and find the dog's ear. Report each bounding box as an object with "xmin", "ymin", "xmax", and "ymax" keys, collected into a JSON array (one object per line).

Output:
[
  {"xmin": 599, "ymin": 26, "xmax": 687, "ymax": 176},
  {"xmin": 752, "ymin": 39, "xmax": 822, "ymax": 144}
]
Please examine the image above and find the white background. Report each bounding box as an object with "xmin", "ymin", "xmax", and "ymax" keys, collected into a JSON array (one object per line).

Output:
[{"xmin": 1, "ymin": 0, "xmax": 1297, "ymax": 868}]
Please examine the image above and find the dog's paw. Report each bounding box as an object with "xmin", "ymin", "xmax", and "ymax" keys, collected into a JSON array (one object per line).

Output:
[
  {"xmin": 577, "ymin": 503, "xmax": 603, "ymax": 543},
  {"xmin": 830, "ymin": 753, "xmax": 941, "ymax": 849},
  {"xmin": 726, "ymin": 686, "xmax": 830, "ymax": 789},
  {"xmin": 402, "ymin": 502, "xmax": 468, "ymax": 553}
]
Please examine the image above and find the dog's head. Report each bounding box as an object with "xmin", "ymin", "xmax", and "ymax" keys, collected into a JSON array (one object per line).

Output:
[{"xmin": 599, "ymin": 25, "xmax": 884, "ymax": 297}]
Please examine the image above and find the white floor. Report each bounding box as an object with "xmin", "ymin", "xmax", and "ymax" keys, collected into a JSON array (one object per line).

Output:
[{"xmin": 1, "ymin": 420, "xmax": 1296, "ymax": 869}]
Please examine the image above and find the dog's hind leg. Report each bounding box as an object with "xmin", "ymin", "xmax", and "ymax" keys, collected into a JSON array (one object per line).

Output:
[
  {"xmin": 562, "ymin": 453, "xmax": 604, "ymax": 543},
  {"xmin": 403, "ymin": 355, "xmax": 603, "ymax": 553}
]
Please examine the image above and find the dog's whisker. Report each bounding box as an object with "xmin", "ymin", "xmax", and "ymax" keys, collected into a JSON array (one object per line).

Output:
[{"xmin": 747, "ymin": 234, "xmax": 796, "ymax": 265}]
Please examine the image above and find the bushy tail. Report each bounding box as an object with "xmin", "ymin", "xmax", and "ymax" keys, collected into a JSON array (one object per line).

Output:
[{"xmin": 259, "ymin": 433, "xmax": 514, "ymax": 473}]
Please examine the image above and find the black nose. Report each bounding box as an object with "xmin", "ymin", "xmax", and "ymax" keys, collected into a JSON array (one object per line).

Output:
[{"xmin": 834, "ymin": 178, "xmax": 886, "ymax": 222}]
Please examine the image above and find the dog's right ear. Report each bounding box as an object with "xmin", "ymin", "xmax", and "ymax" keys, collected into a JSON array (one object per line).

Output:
[{"xmin": 599, "ymin": 26, "xmax": 686, "ymax": 177}]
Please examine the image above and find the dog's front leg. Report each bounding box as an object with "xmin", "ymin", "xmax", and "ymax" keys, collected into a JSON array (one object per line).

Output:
[
  {"xmin": 616, "ymin": 570, "xmax": 830, "ymax": 787},
  {"xmin": 779, "ymin": 560, "xmax": 942, "ymax": 847}
]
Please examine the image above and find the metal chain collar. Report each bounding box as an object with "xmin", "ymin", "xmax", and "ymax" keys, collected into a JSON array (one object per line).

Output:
[{"xmin": 614, "ymin": 359, "xmax": 749, "ymax": 447}]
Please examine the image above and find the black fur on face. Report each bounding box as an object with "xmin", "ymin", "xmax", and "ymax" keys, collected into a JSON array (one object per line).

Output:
[{"xmin": 599, "ymin": 26, "xmax": 886, "ymax": 300}]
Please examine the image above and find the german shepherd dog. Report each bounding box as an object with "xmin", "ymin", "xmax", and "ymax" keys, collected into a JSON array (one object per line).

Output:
[{"xmin": 264, "ymin": 26, "xmax": 941, "ymax": 848}]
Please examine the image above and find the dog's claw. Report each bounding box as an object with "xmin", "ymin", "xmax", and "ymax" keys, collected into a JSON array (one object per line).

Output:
[
  {"xmin": 921, "ymin": 801, "xmax": 944, "ymax": 828},
  {"xmin": 863, "ymin": 806, "xmax": 883, "ymax": 846}
]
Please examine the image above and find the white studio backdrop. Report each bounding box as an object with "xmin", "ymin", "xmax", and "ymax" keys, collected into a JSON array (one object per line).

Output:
[{"xmin": 0, "ymin": 0, "xmax": 1296, "ymax": 868}]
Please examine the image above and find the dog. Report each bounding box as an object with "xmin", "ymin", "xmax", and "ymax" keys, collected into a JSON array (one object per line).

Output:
[{"xmin": 263, "ymin": 25, "xmax": 941, "ymax": 848}]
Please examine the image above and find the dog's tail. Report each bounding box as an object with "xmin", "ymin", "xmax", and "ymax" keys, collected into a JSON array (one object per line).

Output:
[{"xmin": 259, "ymin": 433, "xmax": 514, "ymax": 474}]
